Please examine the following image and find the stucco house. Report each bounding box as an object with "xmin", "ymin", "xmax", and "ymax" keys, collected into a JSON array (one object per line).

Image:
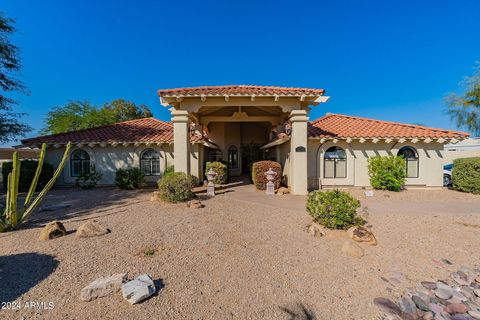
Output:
[{"xmin": 20, "ymin": 85, "xmax": 469, "ymax": 195}]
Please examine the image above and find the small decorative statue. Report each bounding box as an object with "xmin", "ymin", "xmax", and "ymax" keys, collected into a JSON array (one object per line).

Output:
[
  {"xmin": 206, "ymin": 169, "xmax": 217, "ymax": 196},
  {"xmin": 264, "ymin": 168, "xmax": 277, "ymax": 195}
]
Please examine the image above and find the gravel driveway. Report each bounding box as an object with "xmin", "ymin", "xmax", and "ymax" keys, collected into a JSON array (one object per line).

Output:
[{"xmin": 1, "ymin": 186, "xmax": 479, "ymax": 319}]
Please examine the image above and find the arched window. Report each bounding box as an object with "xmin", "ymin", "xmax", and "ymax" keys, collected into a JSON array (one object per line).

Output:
[
  {"xmin": 397, "ymin": 146, "xmax": 419, "ymax": 178},
  {"xmin": 140, "ymin": 148, "xmax": 160, "ymax": 176},
  {"xmin": 70, "ymin": 149, "xmax": 90, "ymax": 177},
  {"xmin": 324, "ymin": 146, "xmax": 347, "ymax": 178},
  {"xmin": 227, "ymin": 145, "xmax": 238, "ymax": 169}
]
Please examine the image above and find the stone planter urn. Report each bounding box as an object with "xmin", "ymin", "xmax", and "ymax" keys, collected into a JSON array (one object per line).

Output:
[
  {"xmin": 264, "ymin": 168, "xmax": 277, "ymax": 195},
  {"xmin": 206, "ymin": 169, "xmax": 217, "ymax": 196}
]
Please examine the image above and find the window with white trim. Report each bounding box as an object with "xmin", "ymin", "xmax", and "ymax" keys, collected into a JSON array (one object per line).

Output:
[
  {"xmin": 70, "ymin": 149, "xmax": 90, "ymax": 177},
  {"xmin": 397, "ymin": 146, "xmax": 419, "ymax": 178}
]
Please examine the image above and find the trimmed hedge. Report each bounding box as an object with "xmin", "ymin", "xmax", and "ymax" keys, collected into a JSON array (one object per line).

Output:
[
  {"xmin": 452, "ymin": 157, "xmax": 480, "ymax": 194},
  {"xmin": 2, "ymin": 160, "xmax": 54, "ymax": 192},
  {"xmin": 367, "ymin": 155, "xmax": 406, "ymax": 191},
  {"xmin": 251, "ymin": 160, "xmax": 281, "ymax": 190},
  {"xmin": 115, "ymin": 168, "xmax": 144, "ymax": 190},
  {"xmin": 157, "ymin": 172, "xmax": 195, "ymax": 202},
  {"xmin": 306, "ymin": 190, "xmax": 363, "ymax": 229},
  {"xmin": 205, "ymin": 161, "xmax": 228, "ymax": 184}
]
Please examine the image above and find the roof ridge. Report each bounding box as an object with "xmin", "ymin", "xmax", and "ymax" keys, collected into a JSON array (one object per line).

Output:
[
  {"xmin": 310, "ymin": 113, "xmax": 468, "ymax": 135},
  {"xmin": 22, "ymin": 118, "xmax": 171, "ymax": 143}
]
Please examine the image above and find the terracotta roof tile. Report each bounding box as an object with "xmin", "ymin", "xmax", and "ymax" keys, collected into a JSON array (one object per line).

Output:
[
  {"xmin": 308, "ymin": 113, "xmax": 469, "ymax": 139},
  {"xmin": 21, "ymin": 118, "xmax": 185, "ymax": 145},
  {"xmin": 158, "ymin": 85, "xmax": 325, "ymax": 97}
]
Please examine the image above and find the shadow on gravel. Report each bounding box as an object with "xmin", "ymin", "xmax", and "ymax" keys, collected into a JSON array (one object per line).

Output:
[
  {"xmin": 279, "ymin": 302, "xmax": 317, "ymax": 320},
  {"xmin": 0, "ymin": 253, "xmax": 59, "ymax": 302}
]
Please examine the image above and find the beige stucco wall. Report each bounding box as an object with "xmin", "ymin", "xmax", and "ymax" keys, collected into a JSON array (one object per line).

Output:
[
  {"xmin": 306, "ymin": 140, "xmax": 445, "ymax": 189},
  {"xmin": 45, "ymin": 144, "xmax": 177, "ymax": 186}
]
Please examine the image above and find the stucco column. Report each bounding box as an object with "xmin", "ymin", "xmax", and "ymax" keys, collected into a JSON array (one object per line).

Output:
[
  {"xmin": 172, "ymin": 109, "xmax": 190, "ymax": 174},
  {"xmin": 289, "ymin": 109, "xmax": 309, "ymax": 195}
]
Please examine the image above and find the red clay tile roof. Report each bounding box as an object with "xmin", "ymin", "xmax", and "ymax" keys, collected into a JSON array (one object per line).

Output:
[
  {"xmin": 308, "ymin": 113, "xmax": 469, "ymax": 139},
  {"xmin": 158, "ymin": 85, "xmax": 325, "ymax": 97},
  {"xmin": 21, "ymin": 118, "xmax": 189, "ymax": 145}
]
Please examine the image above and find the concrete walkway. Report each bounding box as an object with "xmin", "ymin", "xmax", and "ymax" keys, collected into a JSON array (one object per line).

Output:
[{"xmin": 196, "ymin": 178, "xmax": 308, "ymax": 214}]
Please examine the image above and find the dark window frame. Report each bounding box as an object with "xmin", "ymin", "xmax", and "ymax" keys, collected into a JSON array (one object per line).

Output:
[
  {"xmin": 70, "ymin": 149, "xmax": 91, "ymax": 177},
  {"xmin": 397, "ymin": 146, "xmax": 419, "ymax": 178},
  {"xmin": 323, "ymin": 146, "xmax": 347, "ymax": 179},
  {"xmin": 140, "ymin": 148, "xmax": 161, "ymax": 176}
]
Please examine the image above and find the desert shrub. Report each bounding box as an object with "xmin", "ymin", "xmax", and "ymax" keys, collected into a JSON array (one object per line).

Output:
[
  {"xmin": 2, "ymin": 160, "xmax": 54, "ymax": 192},
  {"xmin": 115, "ymin": 168, "xmax": 144, "ymax": 190},
  {"xmin": 75, "ymin": 165, "xmax": 103, "ymax": 189},
  {"xmin": 452, "ymin": 157, "xmax": 480, "ymax": 194},
  {"xmin": 163, "ymin": 165, "xmax": 174, "ymax": 178},
  {"xmin": 205, "ymin": 161, "xmax": 228, "ymax": 184},
  {"xmin": 306, "ymin": 190, "xmax": 363, "ymax": 229},
  {"xmin": 251, "ymin": 160, "xmax": 282, "ymax": 190},
  {"xmin": 157, "ymin": 172, "xmax": 194, "ymax": 202},
  {"xmin": 367, "ymin": 155, "xmax": 406, "ymax": 191}
]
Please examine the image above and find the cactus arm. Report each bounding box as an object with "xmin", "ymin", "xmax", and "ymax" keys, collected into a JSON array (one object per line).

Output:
[
  {"xmin": 9, "ymin": 152, "xmax": 21, "ymax": 227},
  {"xmin": 20, "ymin": 143, "xmax": 71, "ymax": 223},
  {"xmin": 5, "ymin": 172, "xmax": 11, "ymax": 222},
  {"xmin": 24, "ymin": 143, "xmax": 46, "ymax": 209}
]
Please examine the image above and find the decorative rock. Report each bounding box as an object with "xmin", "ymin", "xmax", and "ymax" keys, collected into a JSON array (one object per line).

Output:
[
  {"xmin": 444, "ymin": 303, "xmax": 469, "ymax": 315},
  {"xmin": 150, "ymin": 191, "xmax": 160, "ymax": 202},
  {"xmin": 39, "ymin": 221, "xmax": 67, "ymax": 240},
  {"xmin": 341, "ymin": 240, "xmax": 364, "ymax": 258},
  {"xmin": 346, "ymin": 226, "xmax": 377, "ymax": 246},
  {"xmin": 76, "ymin": 220, "xmax": 109, "ymax": 238},
  {"xmin": 474, "ymin": 289, "xmax": 480, "ymax": 297},
  {"xmin": 452, "ymin": 291, "xmax": 468, "ymax": 302},
  {"xmin": 364, "ymin": 190, "xmax": 374, "ymax": 197},
  {"xmin": 437, "ymin": 282, "xmax": 452, "ymax": 291},
  {"xmin": 307, "ymin": 223, "xmax": 326, "ymax": 238},
  {"xmin": 121, "ymin": 274, "xmax": 156, "ymax": 304},
  {"xmin": 276, "ymin": 187, "xmax": 290, "ymax": 195},
  {"xmin": 412, "ymin": 295, "xmax": 431, "ymax": 311},
  {"xmin": 476, "ymin": 277, "xmax": 480, "ymax": 283},
  {"xmin": 453, "ymin": 272, "xmax": 471, "ymax": 286},
  {"xmin": 398, "ymin": 295, "xmax": 417, "ymax": 315},
  {"xmin": 422, "ymin": 282, "xmax": 437, "ymax": 290},
  {"xmin": 435, "ymin": 289, "xmax": 453, "ymax": 300},
  {"xmin": 451, "ymin": 315, "xmax": 471, "ymax": 320},
  {"xmin": 187, "ymin": 200, "xmax": 204, "ymax": 209},
  {"xmin": 429, "ymin": 303, "xmax": 444, "ymax": 315},
  {"xmin": 374, "ymin": 297, "xmax": 402, "ymax": 317},
  {"xmin": 80, "ymin": 273, "xmax": 127, "ymax": 301},
  {"xmin": 422, "ymin": 312, "xmax": 434, "ymax": 320},
  {"xmin": 469, "ymin": 310, "xmax": 480, "ymax": 319}
]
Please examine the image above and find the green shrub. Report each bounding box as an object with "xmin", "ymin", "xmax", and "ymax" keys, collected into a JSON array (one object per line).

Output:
[
  {"xmin": 367, "ymin": 155, "xmax": 406, "ymax": 191},
  {"xmin": 115, "ymin": 168, "xmax": 144, "ymax": 190},
  {"xmin": 452, "ymin": 157, "xmax": 480, "ymax": 194},
  {"xmin": 157, "ymin": 172, "xmax": 195, "ymax": 202},
  {"xmin": 251, "ymin": 160, "xmax": 282, "ymax": 190},
  {"xmin": 205, "ymin": 161, "xmax": 228, "ymax": 184},
  {"xmin": 163, "ymin": 165, "xmax": 174, "ymax": 178},
  {"xmin": 2, "ymin": 160, "xmax": 54, "ymax": 192},
  {"xmin": 75, "ymin": 165, "xmax": 103, "ymax": 189},
  {"xmin": 306, "ymin": 190, "xmax": 363, "ymax": 229}
]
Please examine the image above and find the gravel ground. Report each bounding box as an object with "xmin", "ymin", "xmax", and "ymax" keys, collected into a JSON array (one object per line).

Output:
[{"xmin": 1, "ymin": 187, "xmax": 480, "ymax": 320}]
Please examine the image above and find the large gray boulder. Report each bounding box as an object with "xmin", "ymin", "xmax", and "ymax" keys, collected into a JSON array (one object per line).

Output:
[
  {"xmin": 80, "ymin": 273, "xmax": 127, "ymax": 301},
  {"xmin": 76, "ymin": 220, "xmax": 109, "ymax": 238},
  {"xmin": 122, "ymin": 274, "xmax": 156, "ymax": 304}
]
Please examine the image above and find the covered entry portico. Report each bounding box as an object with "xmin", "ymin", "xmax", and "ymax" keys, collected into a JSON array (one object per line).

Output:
[{"xmin": 158, "ymin": 85, "xmax": 329, "ymax": 195}]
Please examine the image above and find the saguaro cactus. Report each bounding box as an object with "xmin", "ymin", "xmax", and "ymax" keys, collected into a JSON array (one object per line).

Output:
[{"xmin": 0, "ymin": 142, "xmax": 71, "ymax": 232}]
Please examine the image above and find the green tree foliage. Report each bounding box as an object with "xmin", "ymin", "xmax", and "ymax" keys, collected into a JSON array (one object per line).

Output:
[
  {"xmin": 0, "ymin": 12, "xmax": 31, "ymax": 143},
  {"xmin": 42, "ymin": 99, "xmax": 153, "ymax": 135},
  {"xmin": 306, "ymin": 190, "xmax": 363, "ymax": 230},
  {"xmin": 367, "ymin": 156, "xmax": 406, "ymax": 191},
  {"xmin": 452, "ymin": 157, "xmax": 480, "ymax": 194},
  {"xmin": 445, "ymin": 64, "xmax": 480, "ymax": 135}
]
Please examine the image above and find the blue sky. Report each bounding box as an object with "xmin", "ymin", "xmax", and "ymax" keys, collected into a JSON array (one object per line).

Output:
[{"xmin": 2, "ymin": 0, "xmax": 480, "ymax": 146}]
